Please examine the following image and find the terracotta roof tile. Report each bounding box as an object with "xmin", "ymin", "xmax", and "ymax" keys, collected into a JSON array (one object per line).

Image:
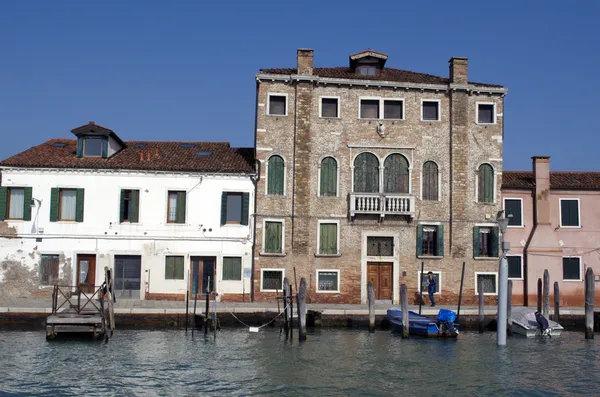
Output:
[
  {"xmin": 503, "ymin": 171, "xmax": 600, "ymax": 190},
  {"xmin": 259, "ymin": 67, "xmax": 503, "ymax": 88},
  {"xmin": 0, "ymin": 139, "xmax": 255, "ymax": 174}
]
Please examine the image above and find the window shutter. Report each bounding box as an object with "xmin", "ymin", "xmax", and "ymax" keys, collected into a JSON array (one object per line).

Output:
[
  {"xmin": 49, "ymin": 188, "xmax": 59, "ymax": 222},
  {"xmin": 76, "ymin": 138, "xmax": 83, "ymax": 158},
  {"xmin": 130, "ymin": 190, "xmax": 139, "ymax": 223},
  {"xmin": 175, "ymin": 257, "xmax": 184, "ymax": 279},
  {"xmin": 473, "ymin": 226, "xmax": 481, "ymax": 257},
  {"xmin": 267, "ymin": 156, "xmax": 284, "ymax": 195},
  {"xmin": 165, "ymin": 257, "xmax": 174, "ymax": 279},
  {"xmin": 75, "ymin": 188, "xmax": 85, "ymax": 222},
  {"xmin": 22, "ymin": 187, "xmax": 33, "ymax": 221},
  {"xmin": 220, "ymin": 192, "xmax": 228, "ymax": 226},
  {"xmin": 101, "ymin": 138, "xmax": 108, "ymax": 158},
  {"xmin": 320, "ymin": 158, "xmax": 337, "ymax": 197},
  {"xmin": 119, "ymin": 190, "xmax": 126, "ymax": 223},
  {"xmin": 0, "ymin": 187, "xmax": 7, "ymax": 221},
  {"xmin": 436, "ymin": 225, "xmax": 444, "ymax": 257},
  {"xmin": 241, "ymin": 193, "xmax": 250, "ymax": 226},
  {"xmin": 416, "ymin": 224, "xmax": 423, "ymax": 256},
  {"xmin": 176, "ymin": 191, "xmax": 186, "ymax": 224},
  {"xmin": 491, "ymin": 227, "xmax": 499, "ymax": 257}
]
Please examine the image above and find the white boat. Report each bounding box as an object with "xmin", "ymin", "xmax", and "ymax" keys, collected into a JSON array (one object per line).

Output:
[{"xmin": 511, "ymin": 307, "xmax": 564, "ymax": 337}]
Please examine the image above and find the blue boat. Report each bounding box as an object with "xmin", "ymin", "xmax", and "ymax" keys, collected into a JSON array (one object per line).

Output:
[{"xmin": 386, "ymin": 308, "xmax": 459, "ymax": 338}]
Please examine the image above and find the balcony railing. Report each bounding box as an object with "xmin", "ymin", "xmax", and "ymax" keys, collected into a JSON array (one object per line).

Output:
[{"xmin": 349, "ymin": 193, "xmax": 415, "ymax": 218}]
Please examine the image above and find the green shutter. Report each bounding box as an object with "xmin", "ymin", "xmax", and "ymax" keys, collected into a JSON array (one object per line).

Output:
[
  {"xmin": 223, "ymin": 257, "xmax": 242, "ymax": 280},
  {"xmin": 75, "ymin": 188, "xmax": 85, "ymax": 222},
  {"xmin": 174, "ymin": 257, "xmax": 184, "ymax": 279},
  {"xmin": 354, "ymin": 153, "xmax": 379, "ymax": 193},
  {"xmin": 76, "ymin": 138, "xmax": 83, "ymax": 158},
  {"xmin": 241, "ymin": 193, "xmax": 249, "ymax": 226},
  {"xmin": 491, "ymin": 227, "xmax": 499, "ymax": 257},
  {"xmin": 0, "ymin": 187, "xmax": 7, "ymax": 221},
  {"xmin": 49, "ymin": 188, "xmax": 59, "ymax": 222},
  {"xmin": 384, "ymin": 154, "xmax": 409, "ymax": 193},
  {"xmin": 473, "ymin": 226, "xmax": 481, "ymax": 257},
  {"xmin": 320, "ymin": 157, "xmax": 337, "ymax": 197},
  {"xmin": 267, "ymin": 156, "xmax": 284, "ymax": 195},
  {"xmin": 319, "ymin": 223, "xmax": 337, "ymax": 255},
  {"xmin": 119, "ymin": 190, "xmax": 126, "ymax": 223},
  {"xmin": 265, "ymin": 221, "xmax": 282, "ymax": 253},
  {"xmin": 436, "ymin": 225, "xmax": 444, "ymax": 257},
  {"xmin": 165, "ymin": 257, "xmax": 174, "ymax": 279},
  {"xmin": 176, "ymin": 191, "xmax": 186, "ymax": 224},
  {"xmin": 416, "ymin": 224, "xmax": 423, "ymax": 256},
  {"xmin": 479, "ymin": 164, "xmax": 494, "ymax": 203},
  {"xmin": 220, "ymin": 192, "xmax": 228, "ymax": 226},
  {"xmin": 101, "ymin": 138, "xmax": 108, "ymax": 158},
  {"xmin": 130, "ymin": 190, "xmax": 139, "ymax": 223},
  {"xmin": 23, "ymin": 187, "xmax": 32, "ymax": 221}
]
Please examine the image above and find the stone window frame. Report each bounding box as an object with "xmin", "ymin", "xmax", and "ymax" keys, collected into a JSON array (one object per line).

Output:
[
  {"xmin": 39, "ymin": 252, "xmax": 61, "ymax": 286},
  {"xmin": 261, "ymin": 218, "xmax": 285, "ymax": 256},
  {"xmin": 507, "ymin": 254, "xmax": 524, "ymax": 280},
  {"xmin": 358, "ymin": 96, "xmax": 405, "ymax": 120},
  {"xmin": 317, "ymin": 155, "xmax": 340, "ymax": 197},
  {"xmin": 316, "ymin": 219, "xmax": 341, "ymax": 257},
  {"xmin": 260, "ymin": 268, "xmax": 285, "ymax": 292},
  {"xmin": 503, "ymin": 197, "xmax": 523, "ymax": 228},
  {"xmin": 476, "ymin": 102, "xmax": 497, "ymax": 125},
  {"xmin": 474, "ymin": 162, "xmax": 497, "ymax": 204},
  {"xmin": 420, "ymin": 160, "xmax": 441, "ymax": 201},
  {"xmin": 562, "ymin": 256, "xmax": 582, "ymax": 281},
  {"xmin": 417, "ymin": 270, "xmax": 442, "ymax": 295},
  {"xmin": 416, "ymin": 222, "xmax": 444, "ymax": 258},
  {"xmin": 475, "ymin": 271, "xmax": 498, "ymax": 296},
  {"xmin": 264, "ymin": 154, "xmax": 287, "ymax": 196},
  {"xmin": 350, "ymin": 151, "xmax": 413, "ymax": 195},
  {"xmin": 266, "ymin": 93, "xmax": 288, "ymax": 117},
  {"xmin": 473, "ymin": 223, "xmax": 500, "ymax": 259},
  {"xmin": 559, "ymin": 198, "xmax": 581, "ymax": 228},
  {"xmin": 319, "ymin": 96, "xmax": 341, "ymax": 119},
  {"xmin": 316, "ymin": 269, "xmax": 341, "ymax": 293},
  {"xmin": 420, "ymin": 99, "xmax": 441, "ymax": 122}
]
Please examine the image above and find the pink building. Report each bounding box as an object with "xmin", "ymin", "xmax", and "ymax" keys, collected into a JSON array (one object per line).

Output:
[{"xmin": 502, "ymin": 156, "xmax": 600, "ymax": 306}]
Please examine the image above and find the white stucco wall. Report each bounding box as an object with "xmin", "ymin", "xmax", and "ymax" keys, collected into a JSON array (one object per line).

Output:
[{"xmin": 0, "ymin": 167, "xmax": 255, "ymax": 300}]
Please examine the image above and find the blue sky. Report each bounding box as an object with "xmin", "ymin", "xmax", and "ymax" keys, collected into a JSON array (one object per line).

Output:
[{"xmin": 1, "ymin": 1, "xmax": 599, "ymax": 171}]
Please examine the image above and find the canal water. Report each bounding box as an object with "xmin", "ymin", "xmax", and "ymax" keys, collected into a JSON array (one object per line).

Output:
[{"xmin": 0, "ymin": 328, "xmax": 598, "ymax": 396}]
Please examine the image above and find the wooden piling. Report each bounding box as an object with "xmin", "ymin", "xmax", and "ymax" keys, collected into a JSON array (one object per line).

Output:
[
  {"xmin": 543, "ymin": 269, "xmax": 550, "ymax": 318},
  {"xmin": 205, "ymin": 277, "xmax": 211, "ymax": 335},
  {"xmin": 456, "ymin": 262, "xmax": 466, "ymax": 322},
  {"xmin": 289, "ymin": 283, "xmax": 293, "ymax": 341},
  {"xmin": 478, "ymin": 281, "xmax": 484, "ymax": 333},
  {"xmin": 297, "ymin": 277, "xmax": 307, "ymax": 342},
  {"xmin": 401, "ymin": 284, "xmax": 409, "ymax": 338},
  {"xmin": 192, "ymin": 293, "xmax": 198, "ymax": 336},
  {"xmin": 418, "ymin": 261, "xmax": 424, "ymax": 315},
  {"xmin": 368, "ymin": 281, "xmax": 375, "ymax": 333},
  {"xmin": 507, "ymin": 280, "xmax": 513, "ymax": 336},
  {"xmin": 553, "ymin": 281, "xmax": 560, "ymax": 323},
  {"xmin": 537, "ymin": 278, "xmax": 542, "ymax": 313},
  {"xmin": 185, "ymin": 269, "xmax": 190, "ymax": 332},
  {"xmin": 283, "ymin": 278, "xmax": 290, "ymax": 337},
  {"xmin": 585, "ymin": 267, "xmax": 595, "ymax": 339}
]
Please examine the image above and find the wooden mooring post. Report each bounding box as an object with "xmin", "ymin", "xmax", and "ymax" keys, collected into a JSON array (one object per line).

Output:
[
  {"xmin": 400, "ymin": 284, "xmax": 409, "ymax": 338},
  {"xmin": 543, "ymin": 270, "xmax": 550, "ymax": 318},
  {"xmin": 289, "ymin": 283, "xmax": 294, "ymax": 341},
  {"xmin": 537, "ymin": 278, "xmax": 542, "ymax": 313},
  {"xmin": 456, "ymin": 262, "xmax": 466, "ymax": 322},
  {"xmin": 185, "ymin": 269, "xmax": 190, "ymax": 332},
  {"xmin": 368, "ymin": 281, "xmax": 375, "ymax": 333},
  {"xmin": 553, "ymin": 282, "xmax": 560, "ymax": 323},
  {"xmin": 478, "ymin": 282, "xmax": 484, "ymax": 333},
  {"xmin": 205, "ymin": 277, "xmax": 211, "ymax": 336},
  {"xmin": 507, "ymin": 280, "xmax": 513, "ymax": 336},
  {"xmin": 297, "ymin": 278, "xmax": 307, "ymax": 342},
  {"xmin": 283, "ymin": 278, "xmax": 290, "ymax": 337},
  {"xmin": 585, "ymin": 267, "xmax": 595, "ymax": 339}
]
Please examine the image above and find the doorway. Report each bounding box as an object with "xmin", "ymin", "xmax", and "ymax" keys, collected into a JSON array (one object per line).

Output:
[
  {"xmin": 190, "ymin": 256, "xmax": 216, "ymax": 297},
  {"xmin": 77, "ymin": 254, "xmax": 96, "ymax": 294},
  {"xmin": 114, "ymin": 255, "xmax": 142, "ymax": 299},
  {"xmin": 367, "ymin": 262, "xmax": 393, "ymax": 300}
]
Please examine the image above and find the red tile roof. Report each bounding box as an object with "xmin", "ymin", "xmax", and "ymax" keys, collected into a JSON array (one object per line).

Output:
[
  {"xmin": 503, "ymin": 171, "xmax": 600, "ymax": 190},
  {"xmin": 0, "ymin": 139, "xmax": 255, "ymax": 174},
  {"xmin": 259, "ymin": 67, "xmax": 503, "ymax": 88}
]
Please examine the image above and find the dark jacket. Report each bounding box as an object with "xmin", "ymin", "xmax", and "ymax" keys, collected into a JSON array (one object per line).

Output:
[{"xmin": 427, "ymin": 276, "xmax": 436, "ymax": 294}]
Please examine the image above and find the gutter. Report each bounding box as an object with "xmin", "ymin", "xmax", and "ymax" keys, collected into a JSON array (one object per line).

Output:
[{"xmin": 522, "ymin": 188, "xmax": 537, "ymax": 307}]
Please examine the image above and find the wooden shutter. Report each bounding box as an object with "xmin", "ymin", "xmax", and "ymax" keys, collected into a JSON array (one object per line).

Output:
[
  {"xmin": 384, "ymin": 154, "xmax": 409, "ymax": 193},
  {"xmin": 423, "ymin": 161, "xmax": 438, "ymax": 201},
  {"xmin": 130, "ymin": 190, "xmax": 139, "ymax": 223},
  {"xmin": 436, "ymin": 225, "xmax": 444, "ymax": 257},
  {"xmin": 267, "ymin": 156, "xmax": 284, "ymax": 195},
  {"xmin": 22, "ymin": 187, "xmax": 32, "ymax": 221},
  {"xmin": 49, "ymin": 188, "xmax": 59, "ymax": 222},
  {"xmin": 75, "ymin": 188, "xmax": 85, "ymax": 222},
  {"xmin": 174, "ymin": 257, "xmax": 184, "ymax": 279},
  {"xmin": 490, "ymin": 227, "xmax": 499, "ymax": 257},
  {"xmin": 319, "ymin": 223, "xmax": 337, "ymax": 255},
  {"xmin": 478, "ymin": 164, "xmax": 494, "ymax": 203},
  {"xmin": 176, "ymin": 191, "xmax": 186, "ymax": 224},
  {"xmin": 416, "ymin": 224, "xmax": 423, "ymax": 256},
  {"xmin": 265, "ymin": 222, "xmax": 282, "ymax": 253},
  {"xmin": 76, "ymin": 138, "xmax": 83, "ymax": 158},
  {"xmin": 354, "ymin": 153, "xmax": 379, "ymax": 193},
  {"xmin": 119, "ymin": 190, "xmax": 126, "ymax": 223},
  {"xmin": 220, "ymin": 192, "xmax": 228, "ymax": 226},
  {"xmin": 0, "ymin": 187, "xmax": 7, "ymax": 221},
  {"xmin": 473, "ymin": 226, "xmax": 481, "ymax": 257},
  {"xmin": 241, "ymin": 193, "xmax": 249, "ymax": 226},
  {"xmin": 223, "ymin": 257, "xmax": 242, "ymax": 280},
  {"xmin": 320, "ymin": 157, "xmax": 337, "ymax": 197},
  {"xmin": 165, "ymin": 257, "xmax": 174, "ymax": 279}
]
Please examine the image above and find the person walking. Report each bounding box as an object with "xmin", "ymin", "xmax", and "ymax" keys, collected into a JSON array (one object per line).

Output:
[{"xmin": 426, "ymin": 272, "xmax": 436, "ymax": 307}]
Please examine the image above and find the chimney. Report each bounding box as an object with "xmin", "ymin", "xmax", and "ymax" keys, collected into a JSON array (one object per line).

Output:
[
  {"xmin": 297, "ymin": 48, "xmax": 314, "ymax": 75},
  {"xmin": 449, "ymin": 57, "xmax": 468, "ymax": 84},
  {"xmin": 140, "ymin": 152, "xmax": 144, "ymax": 161},
  {"xmin": 533, "ymin": 156, "xmax": 551, "ymax": 225}
]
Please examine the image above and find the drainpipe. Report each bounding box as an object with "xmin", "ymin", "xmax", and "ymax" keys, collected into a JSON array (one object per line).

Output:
[
  {"xmin": 522, "ymin": 188, "xmax": 536, "ymax": 307},
  {"xmin": 251, "ymin": 79, "xmax": 260, "ymax": 302}
]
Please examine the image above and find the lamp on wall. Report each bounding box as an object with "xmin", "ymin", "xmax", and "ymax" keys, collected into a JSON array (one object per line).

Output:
[{"xmin": 30, "ymin": 198, "xmax": 42, "ymax": 207}]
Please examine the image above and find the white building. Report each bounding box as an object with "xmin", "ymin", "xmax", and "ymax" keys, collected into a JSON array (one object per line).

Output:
[{"xmin": 0, "ymin": 122, "xmax": 256, "ymax": 301}]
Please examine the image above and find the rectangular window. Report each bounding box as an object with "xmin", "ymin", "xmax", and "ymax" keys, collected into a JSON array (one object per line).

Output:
[
  {"xmin": 264, "ymin": 221, "xmax": 283, "ymax": 254},
  {"xmin": 476, "ymin": 273, "xmax": 498, "ymax": 295},
  {"xmin": 221, "ymin": 192, "xmax": 249, "ymax": 226},
  {"xmin": 268, "ymin": 94, "xmax": 287, "ymax": 116},
  {"xmin": 422, "ymin": 100, "xmax": 440, "ymax": 121},
  {"xmin": 120, "ymin": 189, "xmax": 140, "ymax": 223},
  {"xmin": 473, "ymin": 226, "xmax": 499, "ymax": 258},
  {"xmin": 222, "ymin": 257, "xmax": 242, "ymax": 281},
  {"xmin": 367, "ymin": 236, "xmax": 394, "ymax": 256},
  {"xmin": 419, "ymin": 225, "xmax": 442, "ymax": 256},
  {"xmin": 477, "ymin": 103, "xmax": 495, "ymax": 124},
  {"xmin": 560, "ymin": 199, "xmax": 580, "ymax": 227},
  {"xmin": 418, "ymin": 271, "xmax": 441, "ymax": 294},
  {"xmin": 562, "ymin": 257, "xmax": 581, "ymax": 280},
  {"xmin": 165, "ymin": 256, "xmax": 184, "ymax": 280},
  {"xmin": 261, "ymin": 269, "xmax": 284, "ymax": 291},
  {"xmin": 320, "ymin": 97, "xmax": 339, "ymax": 118},
  {"xmin": 167, "ymin": 191, "xmax": 186, "ymax": 224},
  {"xmin": 360, "ymin": 99, "xmax": 379, "ymax": 119},
  {"xmin": 318, "ymin": 222, "xmax": 338, "ymax": 255},
  {"xmin": 50, "ymin": 188, "xmax": 83, "ymax": 222},
  {"xmin": 83, "ymin": 137, "xmax": 103, "ymax": 157},
  {"xmin": 59, "ymin": 189, "xmax": 77, "ymax": 221},
  {"xmin": 504, "ymin": 199, "xmax": 523, "ymax": 227},
  {"xmin": 317, "ymin": 270, "xmax": 339, "ymax": 292},
  {"xmin": 7, "ymin": 187, "xmax": 25, "ymax": 220},
  {"xmin": 383, "ymin": 100, "xmax": 403, "ymax": 120},
  {"xmin": 507, "ymin": 256, "xmax": 523, "ymax": 279},
  {"xmin": 40, "ymin": 254, "xmax": 59, "ymax": 285}
]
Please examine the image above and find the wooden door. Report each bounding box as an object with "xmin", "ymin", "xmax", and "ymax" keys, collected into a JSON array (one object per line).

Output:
[
  {"xmin": 190, "ymin": 257, "xmax": 216, "ymax": 297},
  {"xmin": 77, "ymin": 254, "xmax": 96, "ymax": 294},
  {"xmin": 367, "ymin": 262, "xmax": 393, "ymax": 300}
]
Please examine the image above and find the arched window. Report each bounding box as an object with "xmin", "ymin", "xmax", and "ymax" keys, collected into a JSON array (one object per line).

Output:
[
  {"xmin": 422, "ymin": 161, "xmax": 439, "ymax": 201},
  {"xmin": 478, "ymin": 164, "xmax": 494, "ymax": 203},
  {"xmin": 320, "ymin": 157, "xmax": 337, "ymax": 197},
  {"xmin": 384, "ymin": 154, "xmax": 409, "ymax": 193},
  {"xmin": 267, "ymin": 155, "xmax": 284, "ymax": 195},
  {"xmin": 353, "ymin": 153, "xmax": 379, "ymax": 193}
]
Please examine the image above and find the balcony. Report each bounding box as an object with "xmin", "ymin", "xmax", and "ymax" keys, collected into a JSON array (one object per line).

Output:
[{"xmin": 349, "ymin": 193, "xmax": 415, "ymax": 219}]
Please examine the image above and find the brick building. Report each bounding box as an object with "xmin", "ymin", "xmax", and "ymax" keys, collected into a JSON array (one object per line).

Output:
[{"xmin": 253, "ymin": 48, "xmax": 507, "ymax": 304}]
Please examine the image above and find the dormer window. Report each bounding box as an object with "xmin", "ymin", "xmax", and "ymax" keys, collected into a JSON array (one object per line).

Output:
[
  {"xmin": 83, "ymin": 137, "xmax": 103, "ymax": 157},
  {"xmin": 349, "ymin": 49, "xmax": 388, "ymax": 77},
  {"xmin": 357, "ymin": 65, "xmax": 378, "ymax": 76}
]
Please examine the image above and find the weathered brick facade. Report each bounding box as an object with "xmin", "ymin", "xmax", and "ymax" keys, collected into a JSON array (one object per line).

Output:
[{"xmin": 253, "ymin": 49, "xmax": 507, "ymax": 304}]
